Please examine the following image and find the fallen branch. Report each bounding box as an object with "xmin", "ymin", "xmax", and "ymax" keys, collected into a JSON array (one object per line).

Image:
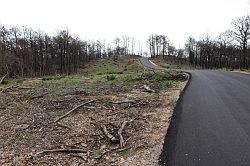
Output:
[
  {"xmin": 30, "ymin": 92, "xmax": 49, "ymax": 99},
  {"xmin": 143, "ymin": 85, "xmax": 155, "ymax": 93},
  {"xmin": 0, "ymin": 85, "xmax": 17, "ymax": 93},
  {"xmin": 94, "ymin": 145, "xmax": 131, "ymax": 160},
  {"xmin": 70, "ymin": 153, "xmax": 88, "ymax": 161},
  {"xmin": 69, "ymin": 90, "xmax": 89, "ymax": 96},
  {"xmin": 0, "ymin": 73, "xmax": 8, "ymax": 84},
  {"xmin": 107, "ymin": 111, "xmax": 121, "ymax": 116},
  {"xmin": 56, "ymin": 123, "xmax": 71, "ymax": 129},
  {"xmin": 83, "ymin": 106, "xmax": 96, "ymax": 110},
  {"xmin": 17, "ymin": 86, "xmax": 33, "ymax": 89},
  {"xmin": 54, "ymin": 100, "xmax": 95, "ymax": 123},
  {"xmin": 94, "ymin": 146, "xmax": 120, "ymax": 159},
  {"xmin": 35, "ymin": 148, "xmax": 87, "ymax": 156},
  {"xmin": 101, "ymin": 125, "xmax": 117, "ymax": 142},
  {"xmin": 118, "ymin": 121, "xmax": 128, "ymax": 148},
  {"xmin": 117, "ymin": 146, "xmax": 131, "ymax": 152},
  {"xmin": 109, "ymin": 99, "xmax": 142, "ymax": 110},
  {"xmin": 110, "ymin": 99, "xmax": 140, "ymax": 105}
]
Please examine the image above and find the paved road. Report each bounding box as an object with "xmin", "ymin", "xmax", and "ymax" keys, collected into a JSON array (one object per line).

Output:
[
  {"xmin": 139, "ymin": 57, "xmax": 165, "ymax": 70},
  {"xmin": 140, "ymin": 57, "xmax": 250, "ymax": 166}
]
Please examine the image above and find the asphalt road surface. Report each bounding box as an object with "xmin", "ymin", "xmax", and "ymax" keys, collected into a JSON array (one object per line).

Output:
[
  {"xmin": 140, "ymin": 57, "xmax": 250, "ymax": 166},
  {"xmin": 139, "ymin": 57, "xmax": 165, "ymax": 70}
]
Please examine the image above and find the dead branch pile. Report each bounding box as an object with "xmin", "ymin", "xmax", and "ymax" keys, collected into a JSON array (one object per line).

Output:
[
  {"xmin": 101, "ymin": 120, "xmax": 132, "ymax": 148},
  {"xmin": 101, "ymin": 125, "xmax": 118, "ymax": 142}
]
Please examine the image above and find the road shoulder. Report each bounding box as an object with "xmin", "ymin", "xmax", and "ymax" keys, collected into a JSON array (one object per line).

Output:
[{"xmin": 135, "ymin": 58, "xmax": 189, "ymax": 165}]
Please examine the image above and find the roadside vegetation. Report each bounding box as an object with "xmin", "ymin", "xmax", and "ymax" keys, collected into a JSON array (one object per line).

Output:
[
  {"xmin": 0, "ymin": 56, "xmax": 187, "ymax": 165},
  {"xmin": 151, "ymin": 56, "xmax": 193, "ymax": 70}
]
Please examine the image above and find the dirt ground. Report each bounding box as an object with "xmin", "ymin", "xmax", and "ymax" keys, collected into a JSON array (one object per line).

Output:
[{"xmin": 0, "ymin": 57, "xmax": 187, "ymax": 166}]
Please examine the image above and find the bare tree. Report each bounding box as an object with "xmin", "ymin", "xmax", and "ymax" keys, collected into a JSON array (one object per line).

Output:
[
  {"xmin": 148, "ymin": 34, "xmax": 171, "ymax": 58},
  {"xmin": 0, "ymin": 26, "xmax": 137, "ymax": 78},
  {"xmin": 131, "ymin": 37, "xmax": 135, "ymax": 55},
  {"xmin": 231, "ymin": 15, "xmax": 250, "ymax": 68}
]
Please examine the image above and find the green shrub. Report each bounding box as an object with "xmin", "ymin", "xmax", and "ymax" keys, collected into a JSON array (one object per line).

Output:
[
  {"xmin": 15, "ymin": 130, "xmax": 25, "ymax": 141},
  {"xmin": 42, "ymin": 77, "xmax": 53, "ymax": 81},
  {"xmin": 107, "ymin": 70, "xmax": 123, "ymax": 75},
  {"xmin": 152, "ymin": 72, "xmax": 170, "ymax": 81},
  {"xmin": 0, "ymin": 138, "xmax": 5, "ymax": 148},
  {"xmin": 16, "ymin": 79, "xmax": 25, "ymax": 84},
  {"xmin": 106, "ymin": 75, "xmax": 116, "ymax": 81},
  {"xmin": 42, "ymin": 75, "xmax": 65, "ymax": 81},
  {"xmin": 1, "ymin": 79, "xmax": 10, "ymax": 85},
  {"xmin": 26, "ymin": 139, "xmax": 36, "ymax": 148},
  {"xmin": 123, "ymin": 74, "xmax": 138, "ymax": 83},
  {"xmin": 117, "ymin": 71, "xmax": 124, "ymax": 74},
  {"xmin": 15, "ymin": 104, "xmax": 24, "ymax": 112}
]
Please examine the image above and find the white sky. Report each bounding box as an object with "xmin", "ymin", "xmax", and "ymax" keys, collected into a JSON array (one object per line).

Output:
[{"xmin": 0, "ymin": 0, "xmax": 250, "ymax": 51}]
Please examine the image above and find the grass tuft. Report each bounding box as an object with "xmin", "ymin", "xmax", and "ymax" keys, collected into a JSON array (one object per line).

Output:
[
  {"xmin": 15, "ymin": 130, "xmax": 25, "ymax": 141},
  {"xmin": 106, "ymin": 75, "xmax": 116, "ymax": 81},
  {"xmin": 1, "ymin": 79, "xmax": 10, "ymax": 85},
  {"xmin": 0, "ymin": 138, "xmax": 5, "ymax": 148}
]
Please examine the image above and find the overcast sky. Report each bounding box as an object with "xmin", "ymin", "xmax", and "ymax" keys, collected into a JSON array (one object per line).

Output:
[{"xmin": 0, "ymin": 0, "xmax": 249, "ymax": 50}]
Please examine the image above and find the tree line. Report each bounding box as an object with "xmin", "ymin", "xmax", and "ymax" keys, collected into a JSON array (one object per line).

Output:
[
  {"xmin": 148, "ymin": 15, "xmax": 250, "ymax": 69},
  {"xmin": 0, "ymin": 26, "xmax": 140, "ymax": 77},
  {"xmin": 148, "ymin": 34, "xmax": 186, "ymax": 61},
  {"xmin": 148, "ymin": 34, "xmax": 178, "ymax": 58},
  {"xmin": 186, "ymin": 15, "xmax": 250, "ymax": 69}
]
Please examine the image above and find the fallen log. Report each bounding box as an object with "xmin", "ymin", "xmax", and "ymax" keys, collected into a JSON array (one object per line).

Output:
[{"xmin": 54, "ymin": 100, "xmax": 95, "ymax": 123}]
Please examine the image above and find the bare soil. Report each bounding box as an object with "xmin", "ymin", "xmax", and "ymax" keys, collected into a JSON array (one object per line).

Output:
[{"xmin": 0, "ymin": 57, "xmax": 187, "ymax": 166}]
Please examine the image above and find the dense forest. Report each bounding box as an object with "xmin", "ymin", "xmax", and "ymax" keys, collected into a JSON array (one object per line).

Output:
[{"xmin": 0, "ymin": 27, "xmax": 139, "ymax": 77}]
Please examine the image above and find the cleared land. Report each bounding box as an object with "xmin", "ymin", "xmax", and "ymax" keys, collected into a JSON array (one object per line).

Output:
[
  {"xmin": 0, "ymin": 56, "xmax": 187, "ymax": 166},
  {"xmin": 151, "ymin": 57, "xmax": 192, "ymax": 70}
]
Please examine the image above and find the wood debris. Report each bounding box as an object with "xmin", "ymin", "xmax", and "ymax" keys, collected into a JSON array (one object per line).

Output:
[
  {"xmin": 118, "ymin": 121, "xmax": 128, "ymax": 148},
  {"xmin": 0, "ymin": 73, "xmax": 8, "ymax": 84},
  {"xmin": 35, "ymin": 148, "xmax": 87, "ymax": 157},
  {"xmin": 101, "ymin": 124, "xmax": 118, "ymax": 142},
  {"xmin": 54, "ymin": 100, "xmax": 95, "ymax": 123},
  {"xmin": 143, "ymin": 85, "xmax": 155, "ymax": 93}
]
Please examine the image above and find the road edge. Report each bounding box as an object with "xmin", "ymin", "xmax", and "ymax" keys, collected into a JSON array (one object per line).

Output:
[
  {"xmin": 158, "ymin": 71, "xmax": 192, "ymax": 165},
  {"xmin": 231, "ymin": 70, "xmax": 250, "ymax": 75},
  {"xmin": 139, "ymin": 58, "xmax": 165, "ymax": 71},
  {"xmin": 139, "ymin": 58, "xmax": 193, "ymax": 165}
]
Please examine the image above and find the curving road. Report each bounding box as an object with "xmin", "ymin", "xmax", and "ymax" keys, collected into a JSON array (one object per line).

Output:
[
  {"xmin": 140, "ymin": 57, "xmax": 250, "ymax": 166},
  {"xmin": 139, "ymin": 57, "xmax": 165, "ymax": 70}
]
